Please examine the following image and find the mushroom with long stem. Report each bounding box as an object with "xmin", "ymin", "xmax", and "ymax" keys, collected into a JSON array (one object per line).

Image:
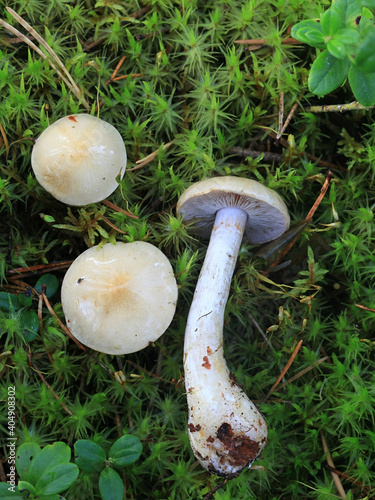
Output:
[
  {"xmin": 61, "ymin": 241, "xmax": 178, "ymax": 355},
  {"xmin": 177, "ymin": 176, "xmax": 290, "ymax": 477}
]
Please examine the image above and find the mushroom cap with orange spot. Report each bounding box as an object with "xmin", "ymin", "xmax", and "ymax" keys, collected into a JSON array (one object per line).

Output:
[{"xmin": 31, "ymin": 114, "xmax": 127, "ymax": 206}]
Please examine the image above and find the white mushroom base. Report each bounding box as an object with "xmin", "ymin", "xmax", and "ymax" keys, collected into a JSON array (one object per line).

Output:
[{"xmin": 184, "ymin": 207, "xmax": 268, "ymax": 477}]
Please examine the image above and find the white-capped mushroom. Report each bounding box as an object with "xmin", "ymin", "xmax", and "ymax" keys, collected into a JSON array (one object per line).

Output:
[
  {"xmin": 61, "ymin": 241, "xmax": 178, "ymax": 354},
  {"xmin": 31, "ymin": 114, "xmax": 127, "ymax": 205},
  {"xmin": 177, "ymin": 176, "xmax": 290, "ymax": 477}
]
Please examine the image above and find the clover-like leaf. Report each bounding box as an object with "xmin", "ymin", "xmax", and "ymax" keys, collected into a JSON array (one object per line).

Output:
[
  {"xmin": 35, "ymin": 463, "xmax": 79, "ymax": 496},
  {"xmin": 15, "ymin": 442, "xmax": 41, "ymax": 480},
  {"xmin": 20, "ymin": 309, "xmax": 39, "ymax": 342},
  {"xmin": 99, "ymin": 468, "xmax": 124, "ymax": 500},
  {"xmin": 27, "ymin": 442, "xmax": 71, "ymax": 485},
  {"xmin": 35, "ymin": 274, "xmax": 59, "ymax": 298},
  {"xmin": 74, "ymin": 440, "xmax": 106, "ymax": 472},
  {"xmin": 108, "ymin": 435, "xmax": 142, "ymax": 468}
]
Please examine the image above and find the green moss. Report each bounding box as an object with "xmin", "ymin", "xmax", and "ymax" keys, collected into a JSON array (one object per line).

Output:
[{"xmin": 0, "ymin": 0, "xmax": 375, "ymax": 498}]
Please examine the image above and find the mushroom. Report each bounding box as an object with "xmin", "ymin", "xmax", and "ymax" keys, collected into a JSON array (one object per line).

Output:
[
  {"xmin": 176, "ymin": 176, "xmax": 290, "ymax": 477},
  {"xmin": 31, "ymin": 114, "xmax": 127, "ymax": 205},
  {"xmin": 61, "ymin": 241, "xmax": 178, "ymax": 354}
]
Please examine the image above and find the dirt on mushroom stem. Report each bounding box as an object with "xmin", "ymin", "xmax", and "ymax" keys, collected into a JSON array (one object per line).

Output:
[{"xmin": 183, "ymin": 206, "xmax": 268, "ymax": 477}]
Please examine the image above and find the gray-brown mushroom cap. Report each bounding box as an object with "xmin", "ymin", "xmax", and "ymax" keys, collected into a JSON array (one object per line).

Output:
[
  {"xmin": 177, "ymin": 176, "xmax": 290, "ymax": 244},
  {"xmin": 61, "ymin": 241, "xmax": 178, "ymax": 355},
  {"xmin": 31, "ymin": 114, "xmax": 127, "ymax": 206}
]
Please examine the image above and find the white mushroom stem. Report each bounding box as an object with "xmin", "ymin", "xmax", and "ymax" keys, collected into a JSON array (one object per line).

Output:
[{"xmin": 184, "ymin": 207, "xmax": 268, "ymax": 477}]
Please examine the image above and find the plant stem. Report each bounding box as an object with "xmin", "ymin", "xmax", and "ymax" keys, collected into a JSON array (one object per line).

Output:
[{"xmin": 307, "ymin": 101, "xmax": 375, "ymax": 112}]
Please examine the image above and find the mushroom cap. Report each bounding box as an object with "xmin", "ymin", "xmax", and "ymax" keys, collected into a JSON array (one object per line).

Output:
[
  {"xmin": 61, "ymin": 241, "xmax": 178, "ymax": 354},
  {"xmin": 177, "ymin": 176, "xmax": 290, "ymax": 244},
  {"xmin": 31, "ymin": 114, "xmax": 127, "ymax": 205}
]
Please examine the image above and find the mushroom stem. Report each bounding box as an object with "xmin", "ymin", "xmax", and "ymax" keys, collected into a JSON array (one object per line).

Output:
[{"xmin": 184, "ymin": 206, "xmax": 268, "ymax": 477}]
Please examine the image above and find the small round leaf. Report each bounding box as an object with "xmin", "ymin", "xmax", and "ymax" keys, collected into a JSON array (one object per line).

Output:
[
  {"xmin": 35, "ymin": 274, "xmax": 59, "ymax": 298},
  {"xmin": 27, "ymin": 442, "xmax": 71, "ymax": 485},
  {"xmin": 15, "ymin": 442, "xmax": 41, "ymax": 479},
  {"xmin": 99, "ymin": 468, "xmax": 124, "ymax": 500},
  {"xmin": 20, "ymin": 309, "xmax": 39, "ymax": 342},
  {"xmin": 35, "ymin": 462, "xmax": 79, "ymax": 495},
  {"xmin": 0, "ymin": 292, "xmax": 20, "ymax": 311},
  {"xmin": 74, "ymin": 440, "xmax": 106, "ymax": 472},
  {"xmin": 308, "ymin": 49, "xmax": 350, "ymax": 95},
  {"xmin": 108, "ymin": 435, "xmax": 142, "ymax": 468}
]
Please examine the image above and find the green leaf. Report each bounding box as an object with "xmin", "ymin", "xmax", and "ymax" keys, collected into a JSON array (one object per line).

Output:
[
  {"xmin": 321, "ymin": 8, "xmax": 345, "ymax": 36},
  {"xmin": 0, "ymin": 292, "xmax": 20, "ymax": 311},
  {"xmin": 41, "ymin": 214, "xmax": 56, "ymax": 223},
  {"xmin": 99, "ymin": 468, "xmax": 124, "ymax": 500},
  {"xmin": 27, "ymin": 442, "xmax": 71, "ymax": 484},
  {"xmin": 15, "ymin": 442, "xmax": 41, "ymax": 479},
  {"xmin": 353, "ymin": 32, "xmax": 375, "ymax": 72},
  {"xmin": 348, "ymin": 65, "xmax": 375, "ymax": 105},
  {"xmin": 35, "ymin": 463, "xmax": 79, "ymax": 495},
  {"xmin": 291, "ymin": 20, "xmax": 325, "ymax": 48},
  {"xmin": 108, "ymin": 435, "xmax": 142, "ymax": 468},
  {"xmin": 358, "ymin": 8, "xmax": 375, "ymax": 37},
  {"xmin": 20, "ymin": 309, "xmax": 39, "ymax": 342},
  {"xmin": 334, "ymin": 28, "xmax": 361, "ymax": 44},
  {"xmin": 0, "ymin": 483, "xmax": 23, "ymax": 499},
  {"xmin": 331, "ymin": 0, "xmax": 362, "ymax": 23},
  {"xmin": 308, "ymin": 49, "xmax": 350, "ymax": 95},
  {"xmin": 18, "ymin": 480, "xmax": 37, "ymax": 496},
  {"xmin": 327, "ymin": 38, "xmax": 347, "ymax": 59},
  {"xmin": 18, "ymin": 291, "xmax": 33, "ymax": 307},
  {"xmin": 35, "ymin": 274, "xmax": 59, "ymax": 298},
  {"xmin": 38, "ymin": 496, "xmax": 66, "ymax": 500},
  {"xmin": 361, "ymin": 0, "xmax": 375, "ymax": 8},
  {"xmin": 74, "ymin": 440, "xmax": 106, "ymax": 472}
]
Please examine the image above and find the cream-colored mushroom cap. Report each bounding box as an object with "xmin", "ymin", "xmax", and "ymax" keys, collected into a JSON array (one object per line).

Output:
[
  {"xmin": 61, "ymin": 241, "xmax": 178, "ymax": 354},
  {"xmin": 177, "ymin": 176, "xmax": 290, "ymax": 244},
  {"xmin": 31, "ymin": 114, "xmax": 127, "ymax": 205}
]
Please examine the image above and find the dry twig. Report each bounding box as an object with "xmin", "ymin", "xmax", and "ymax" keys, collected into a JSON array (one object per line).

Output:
[
  {"xmin": 320, "ymin": 432, "xmax": 347, "ymax": 499},
  {"xmin": 128, "ymin": 140, "xmax": 175, "ymax": 171},
  {"xmin": 261, "ymin": 339, "xmax": 303, "ymax": 402}
]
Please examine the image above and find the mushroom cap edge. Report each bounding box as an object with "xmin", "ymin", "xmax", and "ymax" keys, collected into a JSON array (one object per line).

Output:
[{"xmin": 176, "ymin": 176, "xmax": 290, "ymax": 244}]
